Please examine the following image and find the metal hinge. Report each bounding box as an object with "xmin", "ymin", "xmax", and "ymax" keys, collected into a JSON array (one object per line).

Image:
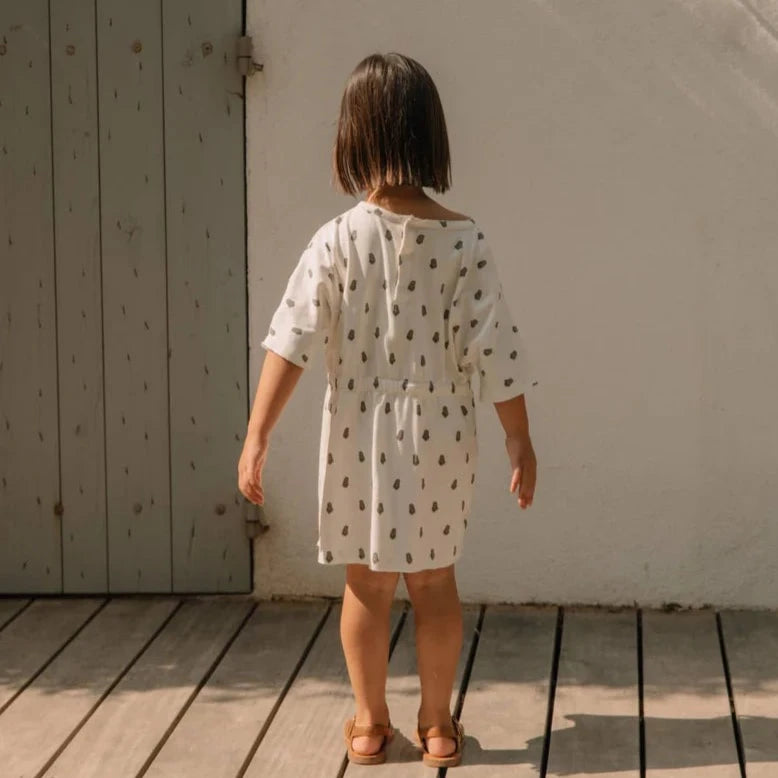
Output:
[
  {"xmin": 237, "ymin": 35, "xmax": 263, "ymax": 76},
  {"xmin": 243, "ymin": 498, "xmax": 270, "ymax": 538}
]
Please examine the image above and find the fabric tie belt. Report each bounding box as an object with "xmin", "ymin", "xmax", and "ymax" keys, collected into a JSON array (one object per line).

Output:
[{"xmin": 327, "ymin": 374, "xmax": 473, "ymax": 398}]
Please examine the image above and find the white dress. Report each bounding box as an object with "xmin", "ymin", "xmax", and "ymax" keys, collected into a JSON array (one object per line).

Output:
[{"xmin": 261, "ymin": 199, "xmax": 537, "ymax": 572}]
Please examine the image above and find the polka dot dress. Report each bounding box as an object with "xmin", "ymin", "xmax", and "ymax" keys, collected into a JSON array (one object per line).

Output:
[{"xmin": 260, "ymin": 199, "xmax": 537, "ymax": 572}]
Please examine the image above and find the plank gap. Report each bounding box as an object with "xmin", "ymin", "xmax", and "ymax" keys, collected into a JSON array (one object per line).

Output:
[
  {"xmin": 452, "ymin": 603, "xmax": 486, "ymax": 723},
  {"xmin": 642, "ymin": 608, "xmax": 741, "ymax": 775},
  {"xmin": 388, "ymin": 600, "xmax": 411, "ymax": 657},
  {"xmin": 438, "ymin": 603, "xmax": 487, "ymax": 778},
  {"xmin": 236, "ymin": 601, "xmax": 335, "ymax": 778},
  {"xmin": 539, "ymin": 606, "xmax": 564, "ymax": 778},
  {"xmin": 136, "ymin": 600, "xmax": 260, "ymax": 776},
  {"xmin": 715, "ymin": 611, "xmax": 747, "ymax": 778},
  {"xmin": 637, "ymin": 609, "xmax": 646, "ymax": 778},
  {"xmin": 0, "ymin": 598, "xmax": 34, "ymax": 631},
  {"xmin": 34, "ymin": 598, "xmax": 184, "ymax": 778},
  {"xmin": 0, "ymin": 597, "xmax": 108, "ymax": 716}
]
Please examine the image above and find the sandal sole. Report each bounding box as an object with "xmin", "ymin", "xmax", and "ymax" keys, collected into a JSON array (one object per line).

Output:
[
  {"xmin": 347, "ymin": 750, "xmax": 388, "ymax": 765},
  {"xmin": 414, "ymin": 736, "xmax": 462, "ymax": 767}
]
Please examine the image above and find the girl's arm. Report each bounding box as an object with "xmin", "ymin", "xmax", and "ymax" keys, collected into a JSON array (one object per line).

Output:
[
  {"xmin": 247, "ymin": 349, "xmax": 304, "ymax": 443},
  {"xmin": 494, "ymin": 392, "xmax": 530, "ymax": 439},
  {"xmin": 238, "ymin": 349, "xmax": 302, "ymax": 505},
  {"xmin": 239, "ymin": 222, "xmax": 340, "ymax": 505},
  {"xmin": 494, "ymin": 393, "xmax": 537, "ymax": 510}
]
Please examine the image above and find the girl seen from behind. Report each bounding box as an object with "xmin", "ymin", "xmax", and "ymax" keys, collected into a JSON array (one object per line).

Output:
[{"xmin": 238, "ymin": 51, "xmax": 538, "ymax": 768}]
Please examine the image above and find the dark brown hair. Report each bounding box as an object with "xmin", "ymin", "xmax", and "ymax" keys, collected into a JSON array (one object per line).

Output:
[{"xmin": 332, "ymin": 52, "xmax": 452, "ymax": 195}]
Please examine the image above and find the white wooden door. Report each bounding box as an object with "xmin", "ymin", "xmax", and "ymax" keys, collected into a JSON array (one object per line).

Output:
[{"xmin": 0, "ymin": 0, "xmax": 250, "ymax": 593}]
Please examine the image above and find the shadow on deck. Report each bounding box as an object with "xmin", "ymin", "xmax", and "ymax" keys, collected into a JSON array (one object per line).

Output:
[{"xmin": 0, "ymin": 595, "xmax": 776, "ymax": 776}]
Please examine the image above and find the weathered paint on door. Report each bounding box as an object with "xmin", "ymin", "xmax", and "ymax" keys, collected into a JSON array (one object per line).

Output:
[{"xmin": 0, "ymin": 0, "xmax": 249, "ymax": 593}]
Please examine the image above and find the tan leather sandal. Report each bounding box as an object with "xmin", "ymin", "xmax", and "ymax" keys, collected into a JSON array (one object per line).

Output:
[
  {"xmin": 343, "ymin": 714, "xmax": 395, "ymax": 765},
  {"xmin": 415, "ymin": 714, "xmax": 465, "ymax": 767}
]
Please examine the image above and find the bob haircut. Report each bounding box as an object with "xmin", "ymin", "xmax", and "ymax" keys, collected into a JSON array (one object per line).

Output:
[{"xmin": 332, "ymin": 52, "xmax": 452, "ymax": 196}]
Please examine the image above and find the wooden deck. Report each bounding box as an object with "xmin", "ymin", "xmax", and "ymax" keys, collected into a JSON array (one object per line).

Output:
[{"xmin": 0, "ymin": 596, "xmax": 776, "ymax": 777}]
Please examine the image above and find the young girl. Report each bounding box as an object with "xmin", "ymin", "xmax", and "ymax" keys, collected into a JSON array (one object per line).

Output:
[{"xmin": 238, "ymin": 52, "xmax": 537, "ymax": 768}]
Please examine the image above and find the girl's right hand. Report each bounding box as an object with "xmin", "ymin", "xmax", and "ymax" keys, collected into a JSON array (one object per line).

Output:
[
  {"xmin": 238, "ymin": 432, "xmax": 269, "ymax": 506},
  {"xmin": 505, "ymin": 434, "xmax": 536, "ymax": 509}
]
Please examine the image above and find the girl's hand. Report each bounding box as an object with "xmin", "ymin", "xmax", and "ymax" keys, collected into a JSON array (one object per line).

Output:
[
  {"xmin": 238, "ymin": 432, "xmax": 269, "ymax": 506},
  {"xmin": 505, "ymin": 433, "xmax": 536, "ymax": 509}
]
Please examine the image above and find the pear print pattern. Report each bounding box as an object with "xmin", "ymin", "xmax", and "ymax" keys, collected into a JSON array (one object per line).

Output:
[{"xmin": 260, "ymin": 199, "xmax": 536, "ymax": 571}]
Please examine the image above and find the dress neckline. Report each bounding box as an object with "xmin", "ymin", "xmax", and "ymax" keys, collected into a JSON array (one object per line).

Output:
[{"xmin": 356, "ymin": 198, "xmax": 475, "ymax": 228}]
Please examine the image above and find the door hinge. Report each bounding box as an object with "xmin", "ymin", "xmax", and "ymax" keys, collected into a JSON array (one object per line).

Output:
[
  {"xmin": 243, "ymin": 498, "xmax": 270, "ymax": 538},
  {"xmin": 237, "ymin": 36, "xmax": 263, "ymax": 76}
]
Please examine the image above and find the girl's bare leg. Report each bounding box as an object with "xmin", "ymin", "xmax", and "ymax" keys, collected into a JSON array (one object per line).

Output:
[
  {"xmin": 340, "ymin": 563, "xmax": 399, "ymax": 755},
  {"xmin": 404, "ymin": 563, "xmax": 463, "ymax": 757}
]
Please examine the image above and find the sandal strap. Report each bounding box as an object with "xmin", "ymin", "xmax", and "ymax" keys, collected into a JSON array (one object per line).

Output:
[
  {"xmin": 418, "ymin": 720, "xmax": 456, "ymax": 740},
  {"xmin": 347, "ymin": 717, "xmax": 393, "ymax": 739}
]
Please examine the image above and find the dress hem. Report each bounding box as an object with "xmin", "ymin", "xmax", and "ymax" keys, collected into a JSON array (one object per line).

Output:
[{"xmin": 317, "ymin": 548, "xmax": 463, "ymax": 573}]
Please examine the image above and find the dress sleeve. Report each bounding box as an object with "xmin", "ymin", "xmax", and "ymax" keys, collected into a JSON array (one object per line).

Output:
[
  {"xmin": 451, "ymin": 230, "xmax": 537, "ymax": 403},
  {"xmin": 260, "ymin": 225, "xmax": 341, "ymax": 368}
]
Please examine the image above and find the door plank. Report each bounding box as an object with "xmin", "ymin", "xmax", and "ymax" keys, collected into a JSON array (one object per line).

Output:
[
  {"xmin": 161, "ymin": 0, "xmax": 249, "ymax": 593},
  {"xmin": 49, "ymin": 0, "xmax": 107, "ymax": 592},
  {"xmin": 0, "ymin": 598, "xmax": 104, "ymax": 708},
  {"xmin": 45, "ymin": 598, "xmax": 251, "ymax": 778},
  {"xmin": 144, "ymin": 600, "xmax": 328, "ymax": 778},
  {"xmin": 642, "ymin": 609, "xmax": 740, "ymax": 776},
  {"xmin": 719, "ymin": 609, "xmax": 778, "ymax": 776},
  {"xmin": 243, "ymin": 601, "xmax": 405, "ymax": 777},
  {"xmin": 355, "ymin": 604, "xmax": 481, "ymax": 775},
  {"xmin": 96, "ymin": 0, "xmax": 170, "ymax": 592},
  {"xmin": 0, "ymin": 598, "xmax": 177, "ymax": 777},
  {"xmin": 0, "ymin": 0, "xmax": 60, "ymax": 592},
  {"xmin": 456, "ymin": 605, "xmax": 559, "ymax": 775},
  {"xmin": 547, "ymin": 608, "xmax": 640, "ymax": 776}
]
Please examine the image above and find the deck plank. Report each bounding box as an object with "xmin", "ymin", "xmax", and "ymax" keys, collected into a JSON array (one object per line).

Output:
[
  {"xmin": 0, "ymin": 598, "xmax": 31, "ymax": 629},
  {"xmin": 1, "ymin": 599, "xmax": 772, "ymax": 775},
  {"xmin": 642, "ymin": 609, "xmax": 741, "ymax": 776},
  {"xmin": 0, "ymin": 598, "xmax": 178, "ymax": 778},
  {"xmin": 144, "ymin": 600, "xmax": 328, "ymax": 777},
  {"xmin": 45, "ymin": 598, "xmax": 252, "ymax": 778},
  {"xmin": 546, "ymin": 608, "xmax": 640, "ymax": 777},
  {"xmin": 243, "ymin": 601, "xmax": 405, "ymax": 777},
  {"xmin": 456, "ymin": 605, "xmax": 559, "ymax": 775},
  {"xmin": 719, "ymin": 609, "xmax": 778, "ymax": 776},
  {"xmin": 0, "ymin": 598, "xmax": 104, "ymax": 709},
  {"xmin": 351, "ymin": 604, "xmax": 482, "ymax": 775}
]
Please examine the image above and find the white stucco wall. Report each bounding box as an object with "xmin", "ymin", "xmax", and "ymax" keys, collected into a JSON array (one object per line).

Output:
[{"xmin": 246, "ymin": 0, "xmax": 778, "ymax": 607}]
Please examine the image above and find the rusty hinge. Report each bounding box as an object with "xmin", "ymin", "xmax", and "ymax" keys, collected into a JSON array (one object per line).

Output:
[
  {"xmin": 242, "ymin": 498, "xmax": 270, "ymax": 538},
  {"xmin": 237, "ymin": 36, "xmax": 263, "ymax": 76}
]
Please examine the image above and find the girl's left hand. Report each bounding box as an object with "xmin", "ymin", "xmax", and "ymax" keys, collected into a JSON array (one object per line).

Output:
[
  {"xmin": 238, "ymin": 432, "xmax": 268, "ymax": 506},
  {"xmin": 506, "ymin": 433, "xmax": 537, "ymax": 509}
]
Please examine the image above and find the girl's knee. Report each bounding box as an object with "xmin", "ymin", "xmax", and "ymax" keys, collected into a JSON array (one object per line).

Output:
[
  {"xmin": 403, "ymin": 564, "xmax": 456, "ymax": 597},
  {"xmin": 346, "ymin": 563, "xmax": 399, "ymax": 596}
]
